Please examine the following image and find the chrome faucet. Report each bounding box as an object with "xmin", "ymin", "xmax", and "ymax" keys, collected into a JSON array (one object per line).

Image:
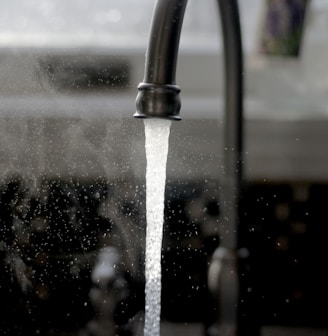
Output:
[{"xmin": 135, "ymin": 0, "xmax": 246, "ymax": 335}]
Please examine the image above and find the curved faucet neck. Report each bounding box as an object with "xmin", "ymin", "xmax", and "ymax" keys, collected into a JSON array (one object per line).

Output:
[{"xmin": 144, "ymin": 0, "xmax": 188, "ymax": 85}]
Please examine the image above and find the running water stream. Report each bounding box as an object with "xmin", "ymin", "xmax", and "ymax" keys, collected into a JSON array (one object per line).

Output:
[{"xmin": 143, "ymin": 119, "xmax": 172, "ymax": 336}]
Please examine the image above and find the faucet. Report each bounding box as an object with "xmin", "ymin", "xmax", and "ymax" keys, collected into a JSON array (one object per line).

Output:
[{"xmin": 134, "ymin": 1, "xmax": 250, "ymax": 335}]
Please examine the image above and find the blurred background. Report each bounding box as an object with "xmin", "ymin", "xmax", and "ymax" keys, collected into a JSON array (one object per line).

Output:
[{"xmin": 0, "ymin": 0, "xmax": 327, "ymax": 335}]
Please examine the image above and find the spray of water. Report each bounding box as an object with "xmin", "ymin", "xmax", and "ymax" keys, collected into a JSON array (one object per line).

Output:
[{"xmin": 143, "ymin": 118, "xmax": 172, "ymax": 336}]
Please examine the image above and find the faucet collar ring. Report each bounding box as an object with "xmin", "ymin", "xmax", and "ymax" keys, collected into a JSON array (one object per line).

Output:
[{"xmin": 134, "ymin": 82, "xmax": 181, "ymax": 120}]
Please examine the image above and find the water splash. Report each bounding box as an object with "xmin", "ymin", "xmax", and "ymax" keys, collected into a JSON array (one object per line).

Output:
[{"xmin": 143, "ymin": 118, "xmax": 171, "ymax": 336}]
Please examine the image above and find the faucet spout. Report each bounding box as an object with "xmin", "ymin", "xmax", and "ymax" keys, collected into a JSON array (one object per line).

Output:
[{"xmin": 134, "ymin": 0, "xmax": 187, "ymax": 120}]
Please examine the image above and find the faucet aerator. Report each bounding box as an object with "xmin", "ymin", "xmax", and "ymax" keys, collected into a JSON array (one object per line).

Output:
[{"xmin": 134, "ymin": 83, "xmax": 181, "ymax": 120}]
